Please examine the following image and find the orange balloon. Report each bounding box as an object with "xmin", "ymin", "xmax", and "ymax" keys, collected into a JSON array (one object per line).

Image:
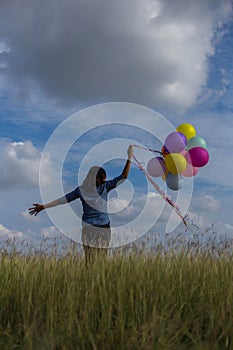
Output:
[
  {"xmin": 161, "ymin": 146, "xmax": 169, "ymax": 158},
  {"xmin": 161, "ymin": 169, "xmax": 169, "ymax": 181}
]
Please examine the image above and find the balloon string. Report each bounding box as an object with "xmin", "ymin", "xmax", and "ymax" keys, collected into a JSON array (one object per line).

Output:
[
  {"xmin": 132, "ymin": 150, "xmax": 187, "ymax": 228},
  {"xmin": 133, "ymin": 144, "xmax": 168, "ymax": 155}
]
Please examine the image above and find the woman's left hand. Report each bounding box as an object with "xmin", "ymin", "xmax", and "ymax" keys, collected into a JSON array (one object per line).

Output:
[{"xmin": 127, "ymin": 145, "xmax": 134, "ymax": 160}]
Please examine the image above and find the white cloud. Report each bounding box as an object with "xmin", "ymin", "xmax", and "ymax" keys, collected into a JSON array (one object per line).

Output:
[
  {"xmin": 40, "ymin": 226, "xmax": 63, "ymax": 239},
  {"xmin": 0, "ymin": 139, "xmax": 54, "ymax": 190},
  {"xmin": 110, "ymin": 188, "xmax": 229, "ymax": 239},
  {"xmin": 187, "ymin": 212, "xmax": 213, "ymax": 229},
  {"xmin": 0, "ymin": 0, "xmax": 231, "ymax": 110},
  {"xmin": 0, "ymin": 41, "xmax": 10, "ymax": 54},
  {"xmin": 111, "ymin": 191, "xmax": 168, "ymax": 224},
  {"xmin": 0, "ymin": 223, "xmax": 72, "ymax": 253},
  {"xmin": 185, "ymin": 212, "xmax": 233, "ymax": 241},
  {"xmin": 191, "ymin": 194, "xmax": 221, "ymax": 213},
  {"xmin": 21, "ymin": 210, "xmax": 41, "ymax": 223},
  {"xmin": 0, "ymin": 223, "xmax": 24, "ymax": 239},
  {"xmin": 224, "ymin": 224, "xmax": 233, "ymax": 235},
  {"xmin": 108, "ymin": 198, "xmax": 130, "ymax": 213},
  {"xmin": 0, "ymin": 41, "xmax": 10, "ymax": 68}
]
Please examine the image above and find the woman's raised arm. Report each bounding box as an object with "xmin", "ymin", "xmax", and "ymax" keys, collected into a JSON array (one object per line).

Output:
[{"xmin": 121, "ymin": 145, "xmax": 133, "ymax": 179}]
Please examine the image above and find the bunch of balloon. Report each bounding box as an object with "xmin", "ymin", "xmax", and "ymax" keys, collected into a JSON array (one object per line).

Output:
[{"xmin": 146, "ymin": 123, "xmax": 209, "ymax": 191}]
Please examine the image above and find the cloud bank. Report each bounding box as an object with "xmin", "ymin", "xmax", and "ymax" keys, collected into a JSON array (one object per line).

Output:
[
  {"xmin": 0, "ymin": 0, "xmax": 232, "ymax": 110},
  {"xmin": 0, "ymin": 139, "xmax": 53, "ymax": 190},
  {"xmin": 0, "ymin": 223, "xmax": 24, "ymax": 239}
]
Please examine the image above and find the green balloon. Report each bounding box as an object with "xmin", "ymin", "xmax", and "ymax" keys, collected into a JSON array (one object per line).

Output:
[{"xmin": 187, "ymin": 136, "xmax": 207, "ymax": 150}]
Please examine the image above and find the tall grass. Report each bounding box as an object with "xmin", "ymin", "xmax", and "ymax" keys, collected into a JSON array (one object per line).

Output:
[{"xmin": 0, "ymin": 234, "xmax": 233, "ymax": 349}]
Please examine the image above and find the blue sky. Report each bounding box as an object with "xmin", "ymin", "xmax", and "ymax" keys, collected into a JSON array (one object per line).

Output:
[{"xmin": 0, "ymin": 0, "xmax": 233, "ymax": 246}]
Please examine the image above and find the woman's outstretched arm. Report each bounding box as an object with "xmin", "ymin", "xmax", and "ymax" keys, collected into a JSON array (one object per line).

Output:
[
  {"xmin": 28, "ymin": 199, "xmax": 62, "ymax": 216},
  {"xmin": 122, "ymin": 145, "xmax": 134, "ymax": 179},
  {"xmin": 29, "ymin": 186, "xmax": 81, "ymax": 216}
]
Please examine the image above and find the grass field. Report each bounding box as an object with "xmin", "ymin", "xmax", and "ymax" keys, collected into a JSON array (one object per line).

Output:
[{"xmin": 0, "ymin": 234, "xmax": 233, "ymax": 349}]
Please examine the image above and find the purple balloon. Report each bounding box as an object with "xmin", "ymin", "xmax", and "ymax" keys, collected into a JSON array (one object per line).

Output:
[
  {"xmin": 178, "ymin": 132, "xmax": 188, "ymax": 146},
  {"xmin": 165, "ymin": 132, "xmax": 187, "ymax": 153},
  {"xmin": 187, "ymin": 147, "xmax": 209, "ymax": 167},
  {"xmin": 147, "ymin": 157, "xmax": 166, "ymax": 177}
]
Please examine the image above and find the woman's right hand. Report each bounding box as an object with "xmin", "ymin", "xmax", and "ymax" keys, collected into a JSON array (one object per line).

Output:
[{"xmin": 28, "ymin": 203, "xmax": 45, "ymax": 216}]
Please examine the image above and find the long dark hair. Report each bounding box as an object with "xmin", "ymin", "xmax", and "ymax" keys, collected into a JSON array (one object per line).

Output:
[{"xmin": 81, "ymin": 166, "xmax": 106, "ymax": 192}]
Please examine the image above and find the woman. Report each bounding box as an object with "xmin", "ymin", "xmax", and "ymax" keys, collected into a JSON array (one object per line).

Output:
[{"xmin": 29, "ymin": 145, "xmax": 133, "ymax": 263}]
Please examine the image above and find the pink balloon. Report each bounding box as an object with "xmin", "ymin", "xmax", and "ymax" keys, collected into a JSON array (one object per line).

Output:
[
  {"xmin": 147, "ymin": 157, "xmax": 166, "ymax": 177},
  {"xmin": 186, "ymin": 147, "xmax": 209, "ymax": 167},
  {"xmin": 184, "ymin": 151, "xmax": 191, "ymax": 163},
  {"xmin": 180, "ymin": 149, "xmax": 186, "ymax": 156},
  {"xmin": 182, "ymin": 162, "xmax": 199, "ymax": 177}
]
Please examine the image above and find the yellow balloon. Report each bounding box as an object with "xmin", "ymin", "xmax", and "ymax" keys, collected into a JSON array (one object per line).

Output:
[
  {"xmin": 176, "ymin": 123, "xmax": 196, "ymax": 140},
  {"xmin": 165, "ymin": 153, "xmax": 187, "ymax": 174}
]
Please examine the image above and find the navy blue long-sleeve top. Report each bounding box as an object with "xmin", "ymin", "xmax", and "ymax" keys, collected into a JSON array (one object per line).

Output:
[{"xmin": 58, "ymin": 174, "xmax": 125, "ymax": 226}]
